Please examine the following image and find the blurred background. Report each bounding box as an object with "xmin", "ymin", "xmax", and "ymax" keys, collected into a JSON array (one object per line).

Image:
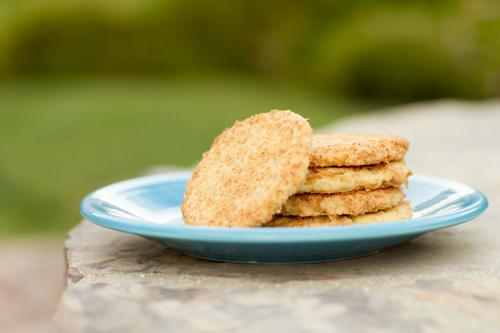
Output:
[
  {"xmin": 1, "ymin": 0, "xmax": 500, "ymax": 236},
  {"xmin": 1, "ymin": 1, "xmax": 500, "ymax": 331}
]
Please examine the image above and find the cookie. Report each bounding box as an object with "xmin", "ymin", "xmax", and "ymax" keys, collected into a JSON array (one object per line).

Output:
[
  {"xmin": 281, "ymin": 186, "xmax": 405, "ymax": 217},
  {"xmin": 310, "ymin": 133, "xmax": 409, "ymax": 167},
  {"xmin": 298, "ymin": 160, "xmax": 412, "ymax": 194},
  {"xmin": 181, "ymin": 110, "xmax": 313, "ymax": 227},
  {"xmin": 265, "ymin": 201, "xmax": 413, "ymax": 227}
]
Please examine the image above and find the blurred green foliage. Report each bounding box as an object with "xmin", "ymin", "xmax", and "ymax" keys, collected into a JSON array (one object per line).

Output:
[
  {"xmin": 1, "ymin": 0, "xmax": 499, "ymax": 234},
  {"xmin": 1, "ymin": 0, "xmax": 500, "ymax": 103},
  {"xmin": 0, "ymin": 77, "xmax": 371, "ymax": 234}
]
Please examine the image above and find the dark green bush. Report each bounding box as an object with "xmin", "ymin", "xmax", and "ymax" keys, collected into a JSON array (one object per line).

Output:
[{"xmin": 1, "ymin": 0, "xmax": 499, "ymax": 103}]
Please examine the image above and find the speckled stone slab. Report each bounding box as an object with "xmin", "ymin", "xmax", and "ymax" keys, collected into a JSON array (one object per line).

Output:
[{"xmin": 53, "ymin": 100, "xmax": 500, "ymax": 333}]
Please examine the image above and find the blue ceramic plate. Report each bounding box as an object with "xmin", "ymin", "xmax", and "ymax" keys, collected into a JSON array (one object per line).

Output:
[{"xmin": 80, "ymin": 172, "xmax": 488, "ymax": 263}]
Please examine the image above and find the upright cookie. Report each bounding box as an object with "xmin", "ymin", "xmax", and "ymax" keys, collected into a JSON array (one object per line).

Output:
[
  {"xmin": 181, "ymin": 110, "xmax": 313, "ymax": 227},
  {"xmin": 310, "ymin": 133, "xmax": 409, "ymax": 167}
]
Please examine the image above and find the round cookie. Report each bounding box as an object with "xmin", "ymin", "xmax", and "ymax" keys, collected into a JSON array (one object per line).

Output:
[
  {"xmin": 281, "ymin": 186, "xmax": 406, "ymax": 217},
  {"xmin": 299, "ymin": 160, "xmax": 412, "ymax": 194},
  {"xmin": 310, "ymin": 133, "xmax": 409, "ymax": 167},
  {"xmin": 265, "ymin": 202, "xmax": 413, "ymax": 227},
  {"xmin": 181, "ymin": 110, "xmax": 313, "ymax": 227}
]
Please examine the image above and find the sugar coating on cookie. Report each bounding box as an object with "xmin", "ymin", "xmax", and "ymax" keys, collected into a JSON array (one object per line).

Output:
[
  {"xmin": 265, "ymin": 201, "xmax": 413, "ymax": 227},
  {"xmin": 281, "ymin": 186, "xmax": 406, "ymax": 217},
  {"xmin": 181, "ymin": 110, "xmax": 313, "ymax": 227},
  {"xmin": 310, "ymin": 133, "xmax": 409, "ymax": 167}
]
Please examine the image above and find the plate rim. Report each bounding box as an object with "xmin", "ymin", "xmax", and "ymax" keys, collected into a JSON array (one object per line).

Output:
[{"xmin": 80, "ymin": 172, "xmax": 489, "ymax": 244}]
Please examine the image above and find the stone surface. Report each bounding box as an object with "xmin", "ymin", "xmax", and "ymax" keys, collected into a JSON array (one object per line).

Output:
[
  {"xmin": 0, "ymin": 236, "xmax": 65, "ymax": 333},
  {"xmin": 53, "ymin": 99, "xmax": 500, "ymax": 332}
]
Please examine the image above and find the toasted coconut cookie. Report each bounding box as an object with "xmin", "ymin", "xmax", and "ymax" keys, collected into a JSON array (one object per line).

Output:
[
  {"xmin": 181, "ymin": 110, "xmax": 313, "ymax": 227},
  {"xmin": 265, "ymin": 202, "xmax": 413, "ymax": 227},
  {"xmin": 281, "ymin": 186, "xmax": 405, "ymax": 217},
  {"xmin": 298, "ymin": 160, "xmax": 412, "ymax": 194},
  {"xmin": 310, "ymin": 133, "xmax": 409, "ymax": 167}
]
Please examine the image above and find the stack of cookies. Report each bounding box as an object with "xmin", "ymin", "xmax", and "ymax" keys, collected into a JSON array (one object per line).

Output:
[
  {"xmin": 265, "ymin": 133, "xmax": 413, "ymax": 227},
  {"xmin": 181, "ymin": 110, "xmax": 413, "ymax": 228}
]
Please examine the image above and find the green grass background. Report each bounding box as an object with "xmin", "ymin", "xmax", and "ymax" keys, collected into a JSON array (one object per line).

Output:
[{"xmin": 0, "ymin": 76, "xmax": 373, "ymax": 235}]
